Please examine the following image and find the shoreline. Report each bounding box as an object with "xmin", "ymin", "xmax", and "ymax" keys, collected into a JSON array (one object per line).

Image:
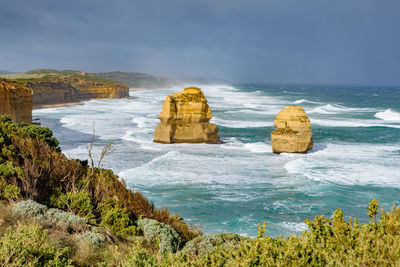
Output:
[
  {"xmin": 33, "ymin": 95, "xmax": 138, "ymax": 110},
  {"xmin": 33, "ymin": 101, "xmax": 85, "ymax": 110}
]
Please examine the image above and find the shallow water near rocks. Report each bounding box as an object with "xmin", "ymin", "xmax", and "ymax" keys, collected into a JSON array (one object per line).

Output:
[{"xmin": 33, "ymin": 84, "xmax": 400, "ymax": 237}]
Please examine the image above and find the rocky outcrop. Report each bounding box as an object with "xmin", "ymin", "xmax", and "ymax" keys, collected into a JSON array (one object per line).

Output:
[
  {"xmin": 153, "ymin": 87, "xmax": 220, "ymax": 143},
  {"xmin": 271, "ymin": 105, "xmax": 313, "ymax": 153},
  {"xmin": 0, "ymin": 78, "xmax": 32, "ymax": 123}
]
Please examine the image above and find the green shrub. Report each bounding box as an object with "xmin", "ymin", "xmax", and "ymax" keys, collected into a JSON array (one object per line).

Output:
[
  {"xmin": 19, "ymin": 122, "xmax": 60, "ymax": 150},
  {"xmin": 183, "ymin": 233, "xmax": 246, "ymax": 255},
  {"xmin": 0, "ymin": 161, "xmax": 23, "ymax": 200},
  {"xmin": 12, "ymin": 200, "xmax": 48, "ymax": 218},
  {"xmin": 0, "ymin": 161, "xmax": 25, "ymax": 177},
  {"xmin": 99, "ymin": 198, "xmax": 138, "ymax": 238},
  {"xmin": 49, "ymin": 189, "xmax": 95, "ymax": 223},
  {"xmin": 40, "ymin": 208, "xmax": 87, "ymax": 232},
  {"xmin": 137, "ymin": 218, "xmax": 181, "ymax": 253},
  {"xmin": 79, "ymin": 231, "xmax": 106, "ymax": 247},
  {"xmin": 119, "ymin": 240, "xmax": 158, "ymax": 266},
  {"xmin": 0, "ymin": 179, "xmax": 20, "ymax": 200},
  {"xmin": 0, "ymin": 115, "xmax": 59, "ymax": 150},
  {"xmin": 12, "ymin": 200, "xmax": 87, "ymax": 232},
  {"xmin": 0, "ymin": 223, "xmax": 72, "ymax": 266}
]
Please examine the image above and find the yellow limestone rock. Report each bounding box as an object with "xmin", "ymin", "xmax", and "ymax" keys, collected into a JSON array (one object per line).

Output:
[
  {"xmin": 271, "ymin": 105, "xmax": 313, "ymax": 153},
  {"xmin": 154, "ymin": 87, "xmax": 220, "ymax": 143},
  {"xmin": 0, "ymin": 78, "xmax": 32, "ymax": 123}
]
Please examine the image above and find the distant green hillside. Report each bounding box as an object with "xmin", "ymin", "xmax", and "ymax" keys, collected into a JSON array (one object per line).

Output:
[
  {"xmin": 92, "ymin": 71, "xmax": 179, "ymax": 89},
  {"xmin": 1, "ymin": 69, "xmax": 121, "ymax": 86}
]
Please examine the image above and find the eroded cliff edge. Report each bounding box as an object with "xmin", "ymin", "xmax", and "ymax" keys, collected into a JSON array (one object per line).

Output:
[
  {"xmin": 154, "ymin": 87, "xmax": 220, "ymax": 143},
  {"xmin": 0, "ymin": 78, "xmax": 32, "ymax": 123},
  {"xmin": 271, "ymin": 105, "xmax": 313, "ymax": 153},
  {"xmin": 2, "ymin": 70, "xmax": 129, "ymax": 108}
]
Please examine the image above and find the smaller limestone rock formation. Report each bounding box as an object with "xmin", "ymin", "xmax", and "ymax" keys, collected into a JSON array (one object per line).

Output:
[
  {"xmin": 0, "ymin": 78, "xmax": 32, "ymax": 123},
  {"xmin": 154, "ymin": 87, "xmax": 220, "ymax": 143},
  {"xmin": 271, "ymin": 105, "xmax": 313, "ymax": 153}
]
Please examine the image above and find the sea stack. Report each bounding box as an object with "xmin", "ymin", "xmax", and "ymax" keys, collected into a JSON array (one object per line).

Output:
[
  {"xmin": 153, "ymin": 87, "xmax": 220, "ymax": 144},
  {"xmin": 271, "ymin": 105, "xmax": 313, "ymax": 153},
  {"xmin": 0, "ymin": 78, "xmax": 32, "ymax": 123}
]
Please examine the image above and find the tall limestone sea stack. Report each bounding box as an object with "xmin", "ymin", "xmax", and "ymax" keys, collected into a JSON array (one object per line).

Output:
[
  {"xmin": 154, "ymin": 87, "xmax": 220, "ymax": 143},
  {"xmin": 0, "ymin": 78, "xmax": 32, "ymax": 123},
  {"xmin": 271, "ymin": 105, "xmax": 313, "ymax": 153}
]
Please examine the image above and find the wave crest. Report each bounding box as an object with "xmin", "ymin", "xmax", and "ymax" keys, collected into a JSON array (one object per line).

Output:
[{"xmin": 374, "ymin": 109, "xmax": 400, "ymax": 122}]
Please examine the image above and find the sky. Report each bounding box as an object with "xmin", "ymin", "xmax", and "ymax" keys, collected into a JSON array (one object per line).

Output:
[{"xmin": 1, "ymin": 0, "xmax": 400, "ymax": 85}]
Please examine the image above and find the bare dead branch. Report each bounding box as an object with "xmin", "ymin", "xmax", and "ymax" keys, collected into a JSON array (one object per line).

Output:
[
  {"xmin": 97, "ymin": 142, "xmax": 115, "ymax": 169},
  {"xmin": 86, "ymin": 122, "xmax": 96, "ymax": 176}
]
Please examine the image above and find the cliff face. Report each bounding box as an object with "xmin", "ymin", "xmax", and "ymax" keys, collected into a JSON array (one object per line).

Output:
[
  {"xmin": 0, "ymin": 78, "xmax": 32, "ymax": 123},
  {"xmin": 271, "ymin": 105, "xmax": 313, "ymax": 153},
  {"xmin": 25, "ymin": 77, "xmax": 129, "ymax": 107},
  {"xmin": 154, "ymin": 87, "xmax": 220, "ymax": 143},
  {"xmin": 27, "ymin": 81, "xmax": 79, "ymax": 105},
  {"xmin": 68, "ymin": 77, "xmax": 129, "ymax": 99}
]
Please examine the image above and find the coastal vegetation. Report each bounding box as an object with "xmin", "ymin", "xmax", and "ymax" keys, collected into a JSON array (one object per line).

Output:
[
  {"xmin": 1, "ymin": 115, "xmax": 400, "ymax": 266},
  {"xmin": 0, "ymin": 69, "xmax": 123, "ymax": 86}
]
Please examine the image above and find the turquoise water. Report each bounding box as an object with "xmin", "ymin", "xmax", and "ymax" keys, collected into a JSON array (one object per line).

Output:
[{"xmin": 33, "ymin": 84, "xmax": 400, "ymax": 237}]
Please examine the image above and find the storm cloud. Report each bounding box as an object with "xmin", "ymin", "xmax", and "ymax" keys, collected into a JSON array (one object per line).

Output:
[{"xmin": 1, "ymin": 0, "xmax": 399, "ymax": 85}]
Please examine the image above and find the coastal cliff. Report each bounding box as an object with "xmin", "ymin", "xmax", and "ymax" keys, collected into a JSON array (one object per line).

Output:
[
  {"xmin": 0, "ymin": 78, "xmax": 32, "ymax": 123},
  {"xmin": 1, "ymin": 69, "xmax": 129, "ymax": 107},
  {"xmin": 154, "ymin": 87, "xmax": 220, "ymax": 143},
  {"xmin": 271, "ymin": 105, "xmax": 313, "ymax": 153}
]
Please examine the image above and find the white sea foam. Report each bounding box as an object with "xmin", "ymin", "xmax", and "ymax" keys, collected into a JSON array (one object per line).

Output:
[
  {"xmin": 293, "ymin": 99, "xmax": 322, "ymax": 105},
  {"xmin": 283, "ymin": 90, "xmax": 304, "ymax": 95},
  {"xmin": 212, "ymin": 118, "xmax": 272, "ymax": 128},
  {"xmin": 243, "ymin": 142, "xmax": 271, "ymax": 153},
  {"xmin": 121, "ymin": 129, "xmax": 151, "ymax": 143},
  {"xmin": 225, "ymin": 108, "xmax": 281, "ymax": 116},
  {"xmin": 308, "ymin": 104, "xmax": 373, "ymax": 115},
  {"xmin": 311, "ymin": 118, "xmax": 400, "ymax": 128},
  {"xmin": 131, "ymin": 116, "xmax": 158, "ymax": 129},
  {"xmin": 374, "ymin": 109, "xmax": 400, "ymax": 122},
  {"xmin": 284, "ymin": 143, "xmax": 400, "ymax": 187}
]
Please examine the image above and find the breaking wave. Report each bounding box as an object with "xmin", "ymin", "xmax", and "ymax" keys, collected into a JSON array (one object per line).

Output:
[{"xmin": 374, "ymin": 109, "xmax": 400, "ymax": 122}]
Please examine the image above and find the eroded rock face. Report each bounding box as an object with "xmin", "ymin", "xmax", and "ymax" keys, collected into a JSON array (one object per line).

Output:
[
  {"xmin": 28, "ymin": 77, "xmax": 129, "ymax": 107},
  {"xmin": 271, "ymin": 105, "xmax": 313, "ymax": 153},
  {"xmin": 28, "ymin": 81, "xmax": 79, "ymax": 106},
  {"xmin": 0, "ymin": 78, "xmax": 32, "ymax": 123},
  {"xmin": 154, "ymin": 87, "xmax": 220, "ymax": 143}
]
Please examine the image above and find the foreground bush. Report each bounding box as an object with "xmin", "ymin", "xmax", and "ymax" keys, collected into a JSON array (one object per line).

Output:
[
  {"xmin": 119, "ymin": 200, "xmax": 400, "ymax": 266},
  {"xmin": 183, "ymin": 233, "xmax": 246, "ymax": 255},
  {"xmin": 0, "ymin": 115, "xmax": 200, "ymax": 242},
  {"xmin": 137, "ymin": 218, "xmax": 181, "ymax": 253},
  {"xmin": 0, "ymin": 223, "xmax": 72, "ymax": 266},
  {"xmin": 2, "ymin": 186, "xmax": 400, "ymax": 266}
]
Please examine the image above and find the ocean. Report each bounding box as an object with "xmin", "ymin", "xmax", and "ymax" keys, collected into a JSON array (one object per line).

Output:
[{"xmin": 33, "ymin": 84, "xmax": 400, "ymax": 237}]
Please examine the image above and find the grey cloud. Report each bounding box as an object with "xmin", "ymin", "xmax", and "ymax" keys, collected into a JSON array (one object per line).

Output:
[{"xmin": 0, "ymin": 0, "xmax": 399, "ymax": 85}]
